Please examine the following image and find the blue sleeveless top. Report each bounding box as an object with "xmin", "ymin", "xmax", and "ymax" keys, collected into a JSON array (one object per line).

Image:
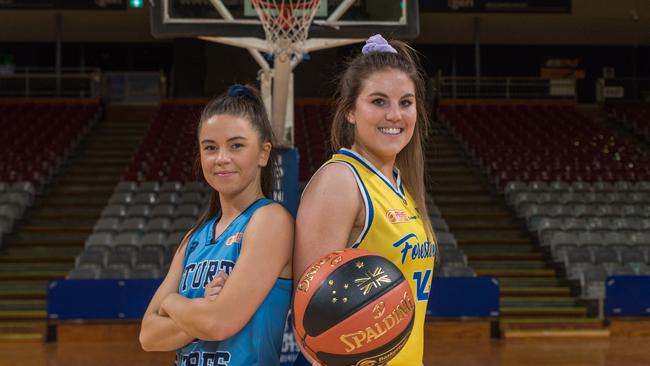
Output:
[{"xmin": 176, "ymin": 198, "xmax": 292, "ymax": 366}]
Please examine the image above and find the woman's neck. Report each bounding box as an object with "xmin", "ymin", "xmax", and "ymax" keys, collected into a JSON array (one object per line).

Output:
[
  {"xmin": 350, "ymin": 144, "xmax": 397, "ymax": 186},
  {"xmin": 218, "ymin": 181, "xmax": 265, "ymax": 222}
]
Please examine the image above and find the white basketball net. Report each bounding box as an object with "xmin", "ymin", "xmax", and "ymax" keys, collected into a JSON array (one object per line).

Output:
[{"xmin": 251, "ymin": 0, "xmax": 321, "ymax": 61}]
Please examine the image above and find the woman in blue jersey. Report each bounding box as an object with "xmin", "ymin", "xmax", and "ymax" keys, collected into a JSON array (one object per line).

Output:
[
  {"xmin": 140, "ymin": 84, "xmax": 293, "ymax": 366},
  {"xmin": 293, "ymin": 35, "xmax": 435, "ymax": 365}
]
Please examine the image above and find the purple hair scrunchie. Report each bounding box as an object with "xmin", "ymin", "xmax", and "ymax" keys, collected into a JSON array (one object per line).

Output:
[{"xmin": 361, "ymin": 34, "xmax": 397, "ymax": 55}]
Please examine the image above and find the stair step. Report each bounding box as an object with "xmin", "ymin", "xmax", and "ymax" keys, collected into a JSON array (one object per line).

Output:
[
  {"xmin": 42, "ymin": 197, "xmax": 109, "ymax": 205},
  {"xmin": 31, "ymin": 207, "xmax": 101, "ymax": 217},
  {"xmin": 8, "ymin": 232, "xmax": 89, "ymax": 243},
  {"xmin": 76, "ymin": 155, "xmax": 133, "ymax": 162},
  {"xmin": 47, "ymin": 185, "xmax": 116, "ymax": 193},
  {"xmin": 455, "ymin": 230, "xmax": 529, "ymax": 241},
  {"xmin": 72, "ymin": 161, "xmax": 129, "ymax": 167},
  {"xmin": 498, "ymin": 278, "xmax": 570, "ymax": 288},
  {"xmin": 459, "ymin": 238, "xmax": 530, "ymax": 245},
  {"xmin": 4, "ymin": 247, "xmax": 84, "ymax": 257},
  {"xmin": 0, "ymin": 263, "xmax": 73, "ymax": 272},
  {"xmin": 21, "ymin": 225, "xmax": 93, "ymax": 233},
  {"xmin": 428, "ymin": 167, "xmax": 472, "ymax": 174},
  {"xmin": 476, "ymin": 269, "xmax": 557, "ymax": 278},
  {"xmin": 0, "ymin": 300, "xmax": 46, "ymax": 311},
  {"xmin": 0, "ymin": 272, "xmax": 67, "ymax": 281},
  {"xmin": 429, "ymin": 177, "xmax": 482, "ymax": 184},
  {"xmin": 0, "ymin": 321, "xmax": 47, "ymax": 332},
  {"xmin": 502, "ymin": 328, "xmax": 610, "ymax": 338},
  {"xmin": 27, "ymin": 218, "xmax": 97, "ymax": 226},
  {"xmin": 468, "ymin": 253, "xmax": 545, "ymax": 261},
  {"xmin": 429, "ymin": 158, "xmax": 467, "ymax": 165},
  {"xmin": 0, "ymin": 310, "xmax": 47, "ymax": 320},
  {"xmin": 461, "ymin": 245, "xmax": 540, "ymax": 254},
  {"xmin": 500, "ymin": 306, "xmax": 588, "ymax": 317},
  {"xmin": 438, "ymin": 206, "xmax": 512, "ymax": 216},
  {"xmin": 501, "ymin": 287, "xmax": 573, "ymax": 297},
  {"xmin": 501, "ymin": 297, "xmax": 579, "ymax": 307},
  {"xmin": 500, "ymin": 317, "xmax": 604, "ymax": 330},
  {"xmin": 65, "ymin": 166, "xmax": 125, "ymax": 173},
  {"xmin": 0, "ymin": 256, "xmax": 74, "ymax": 264},
  {"xmin": 445, "ymin": 218, "xmax": 520, "ymax": 229},
  {"xmin": 469, "ymin": 261, "xmax": 549, "ymax": 270},
  {"xmin": 0, "ymin": 289, "xmax": 47, "ymax": 300}
]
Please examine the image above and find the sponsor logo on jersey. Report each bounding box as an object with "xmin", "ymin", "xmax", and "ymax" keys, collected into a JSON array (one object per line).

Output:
[
  {"xmin": 386, "ymin": 210, "xmax": 409, "ymax": 224},
  {"xmin": 225, "ymin": 232, "xmax": 243, "ymax": 246}
]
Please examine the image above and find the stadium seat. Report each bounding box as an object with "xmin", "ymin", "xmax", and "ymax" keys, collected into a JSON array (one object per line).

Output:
[
  {"xmin": 131, "ymin": 267, "xmax": 161, "ymax": 279},
  {"xmin": 119, "ymin": 218, "xmax": 147, "ymax": 233},
  {"xmin": 101, "ymin": 205, "xmax": 128, "ymax": 218},
  {"xmin": 100, "ymin": 267, "xmax": 130, "ymax": 279},
  {"xmin": 115, "ymin": 181, "xmax": 138, "ymax": 193},
  {"xmin": 93, "ymin": 218, "xmax": 121, "ymax": 233},
  {"xmin": 68, "ymin": 268, "xmax": 100, "ymax": 280},
  {"xmin": 436, "ymin": 231, "xmax": 458, "ymax": 248},
  {"xmin": 442, "ymin": 266, "xmax": 476, "ymax": 277},
  {"xmin": 144, "ymin": 217, "xmax": 172, "ymax": 233},
  {"xmin": 85, "ymin": 233, "xmax": 114, "ymax": 251}
]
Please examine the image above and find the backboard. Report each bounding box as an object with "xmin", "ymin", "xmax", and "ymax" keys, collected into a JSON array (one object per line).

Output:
[{"xmin": 150, "ymin": 0, "xmax": 419, "ymax": 39}]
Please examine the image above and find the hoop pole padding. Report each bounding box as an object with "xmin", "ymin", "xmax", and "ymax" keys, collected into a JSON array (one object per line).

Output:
[{"xmin": 272, "ymin": 55, "xmax": 292, "ymax": 147}]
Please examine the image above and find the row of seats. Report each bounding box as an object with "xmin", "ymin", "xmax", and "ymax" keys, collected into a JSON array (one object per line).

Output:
[
  {"xmin": 505, "ymin": 182, "xmax": 650, "ymax": 299},
  {"xmin": 440, "ymin": 105, "xmax": 650, "ymax": 186},
  {"xmin": 124, "ymin": 102, "xmax": 203, "ymax": 181},
  {"xmin": 123, "ymin": 101, "xmax": 334, "ymax": 182},
  {"xmin": 70, "ymin": 183, "xmax": 475, "ymax": 279},
  {"xmin": 76, "ymin": 181, "xmax": 211, "ymax": 279},
  {"xmin": 0, "ymin": 181, "xmax": 37, "ymax": 248},
  {"xmin": 572, "ymin": 262, "xmax": 649, "ymax": 299},
  {"xmin": 0, "ymin": 102, "xmax": 99, "ymax": 187},
  {"xmin": 294, "ymin": 103, "xmax": 331, "ymax": 180},
  {"xmin": 506, "ymin": 181, "xmax": 650, "ymax": 196}
]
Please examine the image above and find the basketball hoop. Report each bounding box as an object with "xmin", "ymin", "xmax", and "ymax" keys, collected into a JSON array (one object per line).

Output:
[{"xmin": 251, "ymin": 0, "xmax": 321, "ymax": 62}]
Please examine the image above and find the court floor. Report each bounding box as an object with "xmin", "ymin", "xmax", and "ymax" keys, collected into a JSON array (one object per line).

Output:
[{"xmin": 1, "ymin": 337, "xmax": 649, "ymax": 366}]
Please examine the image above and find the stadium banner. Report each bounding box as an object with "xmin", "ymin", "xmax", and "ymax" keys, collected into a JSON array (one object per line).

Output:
[
  {"xmin": 48, "ymin": 279, "xmax": 161, "ymax": 320},
  {"xmin": 47, "ymin": 279, "xmax": 300, "ymax": 364},
  {"xmin": 606, "ymin": 276, "xmax": 650, "ymax": 316},
  {"xmin": 426, "ymin": 277, "xmax": 500, "ymax": 317},
  {"xmin": 0, "ymin": 0, "xmax": 126, "ymax": 9},
  {"xmin": 420, "ymin": 0, "xmax": 571, "ymax": 13},
  {"xmin": 274, "ymin": 147, "xmax": 300, "ymax": 217}
]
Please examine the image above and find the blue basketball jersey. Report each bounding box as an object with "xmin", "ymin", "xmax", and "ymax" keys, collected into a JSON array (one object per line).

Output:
[{"xmin": 176, "ymin": 198, "xmax": 292, "ymax": 366}]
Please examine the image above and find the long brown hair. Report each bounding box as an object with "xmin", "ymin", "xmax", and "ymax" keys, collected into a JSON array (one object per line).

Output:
[
  {"xmin": 186, "ymin": 85, "xmax": 278, "ymax": 242},
  {"xmin": 330, "ymin": 39, "xmax": 434, "ymax": 241}
]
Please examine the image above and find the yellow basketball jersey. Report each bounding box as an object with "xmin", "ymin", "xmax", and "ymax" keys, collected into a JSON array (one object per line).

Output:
[{"xmin": 325, "ymin": 148, "xmax": 436, "ymax": 365}]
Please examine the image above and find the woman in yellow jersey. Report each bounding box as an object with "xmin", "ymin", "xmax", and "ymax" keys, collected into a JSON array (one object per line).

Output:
[{"xmin": 293, "ymin": 35, "xmax": 436, "ymax": 366}]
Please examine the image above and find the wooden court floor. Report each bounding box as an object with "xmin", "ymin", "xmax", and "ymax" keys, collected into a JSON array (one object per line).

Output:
[{"xmin": 1, "ymin": 338, "xmax": 650, "ymax": 366}]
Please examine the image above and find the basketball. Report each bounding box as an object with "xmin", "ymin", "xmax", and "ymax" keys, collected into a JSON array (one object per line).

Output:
[{"xmin": 293, "ymin": 248, "xmax": 415, "ymax": 366}]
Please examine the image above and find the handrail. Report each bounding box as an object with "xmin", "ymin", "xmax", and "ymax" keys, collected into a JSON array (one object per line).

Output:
[
  {"xmin": 434, "ymin": 76, "xmax": 576, "ymax": 100},
  {"xmin": 0, "ymin": 71, "xmax": 101, "ymax": 97}
]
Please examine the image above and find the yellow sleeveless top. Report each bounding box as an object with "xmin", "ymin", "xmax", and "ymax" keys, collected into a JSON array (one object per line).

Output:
[{"xmin": 324, "ymin": 148, "xmax": 436, "ymax": 365}]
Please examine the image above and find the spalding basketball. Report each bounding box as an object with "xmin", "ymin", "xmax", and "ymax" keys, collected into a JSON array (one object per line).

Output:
[{"xmin": 293, "ymin": 248, "xmax": 415, "ymax": 366}]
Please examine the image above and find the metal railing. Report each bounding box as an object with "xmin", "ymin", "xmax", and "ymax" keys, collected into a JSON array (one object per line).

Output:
[
  {"xmin": 0, "ymin": 68, "xmax": 102, "ymax": 97},
  {"xmin": 435, "ymin": 76, "xmax": 576, "ymax": 99},
  {"xmin": 103, "ymin": 72, "xmax": 167, "ymax": 105},
  {"xmin": 0, "ymin": 68, "xmax": 167, "ymax": 103},
  {"xmin": 596, "ymin": 78, "xmax": 650, "ymax": 102}
]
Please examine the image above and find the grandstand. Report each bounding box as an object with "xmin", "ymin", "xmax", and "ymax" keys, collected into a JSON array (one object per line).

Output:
[{"xmin": 1, "ymin": 0, "xmax": 650, "ymax": 365}]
